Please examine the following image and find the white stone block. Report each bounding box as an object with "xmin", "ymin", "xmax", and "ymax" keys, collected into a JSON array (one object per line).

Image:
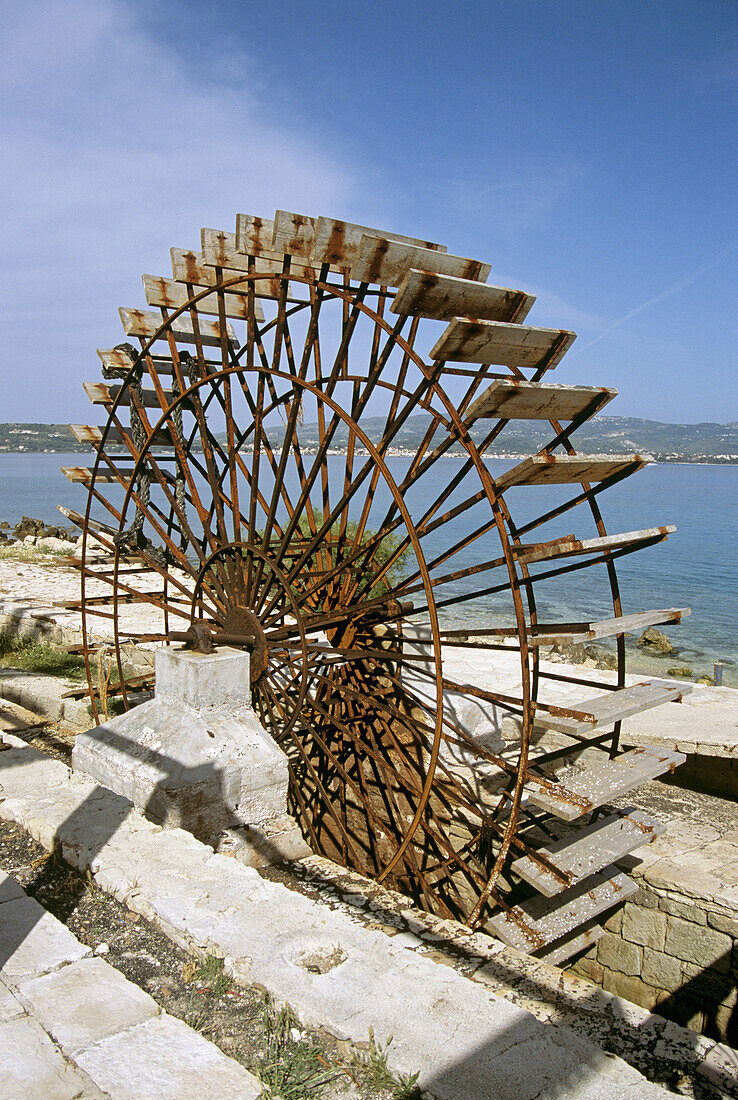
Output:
[
  {"xmin": 0, "ymin": 749, "xmax": 70, "ymax": 798},
  {"xmin": 74, "ymin": 1013, "xmax": 261, "ymax": 1099},
  {"xmin": 0, "ymin": 897, "xmax": 91, "ymax": 982},
  {"xmin": 54, "ymin": 789, "xmax": 145, "ymax": 871},
  {"xmin": 0, "ymin": 874, "xmax": 25, "ymax": 905},
  {"xmin": 219, "ymin": 820, "xmax": 311, "ymax": 868},
  {"xmin": 73, "ymin": 647, "xmax": 296, "ymax": 855},
  {"xmin": 698, "ymin": 1041, "xmax": 738, "ymax": 1094},
  {"xmin": 19, "ymin": 956, "xmax": 160, "ymax": 1053},
  {"xmin": 155, "ymin": 645, "xmax": 251, "ymax": 708},
  {"xmin": 0, "ymin": 977, "xmax": 24, "ymax": 1022},
  {"xmin": 0, "ymin": 1014, "xmax": 92, "ymax": 1100}
]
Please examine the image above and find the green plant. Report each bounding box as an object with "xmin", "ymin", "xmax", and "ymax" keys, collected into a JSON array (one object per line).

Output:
[
  {"xmin": 248, "ymin": 517, "xmax": 411, "ymax": 604},
  {"xmin": 254, "ymin": 992, "xmax": 341, "ymax": 1099},
  {"xmin": 0, "ymin": 633, "xmax": 86, "ymax": 680},
  {"xmin": 335, "ymin": 520, "xmax": 410, "ymax": 600},
  {"xmin": 194, "ymin": 954, "xmax": 230, "ymax": 997},
  {"xmin": 183, "ymin": 998, "xmax": 215, "ymax": 1038},
  {"xmin": 351, "ymin": 1028, "xmax": 422, "ymax": 1099},
  {"xmin": 0, "ymin": 544, "xmax": 71, "ymax": 562}
]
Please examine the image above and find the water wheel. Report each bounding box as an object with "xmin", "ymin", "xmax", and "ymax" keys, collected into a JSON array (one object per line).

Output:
[{"xmin": 65, "ymin": 210, "xmax": 689, "ymax": 962}]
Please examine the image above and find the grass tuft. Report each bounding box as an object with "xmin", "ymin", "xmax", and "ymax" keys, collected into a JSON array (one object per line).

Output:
[
  {"xmin": 0, "ymin": 633, "xmax": 86, "ymax": 680},
  {"xmin": 193, "ymin": 954, "xmax": 230, "ymax": 997},
  {"xmin": 177, "ymin": 961, "xmax": 423, "ymax": 1099},
  {"xmin": 0, "ymin": 544, "xmax": 73, "ymax": 563},
  {"xmin": 254, "ymin": 992, "xmax": 341, "ymax": 1099},
  {"xmin": 351, "ymin": 1028, "xmax": 422, "ymax": 1098}
]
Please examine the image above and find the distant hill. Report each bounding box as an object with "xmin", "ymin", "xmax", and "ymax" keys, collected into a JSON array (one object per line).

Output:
[
  {"xmin": 293, "ymin": 414, "xmax": 738, "ymax": 462},
  {"xmin": 0, "ymin": 424, "xmax": 76, "ymax": 451},
  {"xmin": 2, "ymin": 418, "xmax": 737, "ymax": 462}
]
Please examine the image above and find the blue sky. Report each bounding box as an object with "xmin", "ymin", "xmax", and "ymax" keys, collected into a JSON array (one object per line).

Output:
[{"xmin": 1, "ymin": 0, "xmax": 735, "ymax": 423}]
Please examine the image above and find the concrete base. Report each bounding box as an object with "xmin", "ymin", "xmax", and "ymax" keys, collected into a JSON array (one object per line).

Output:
[{"xmin": 73, "ymin": 647, "xmax": 308, "ymax": 863}]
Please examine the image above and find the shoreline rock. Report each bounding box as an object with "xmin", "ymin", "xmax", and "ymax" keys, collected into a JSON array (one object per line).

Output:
[
  {"xmin": 637, "ymin": 626, "xmax": 675, "ymax": 655},
  {"xmin": 0, "ymin": 516, "xmax": 79, "ymax": 554}
]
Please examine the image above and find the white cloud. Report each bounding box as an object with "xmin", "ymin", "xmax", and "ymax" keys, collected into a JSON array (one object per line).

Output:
[
  {"xmin": 0, "ymin": 0, "xmax": 358, "ymax": 420},
  {"xmin": 574, "ymin": 239, "xmax": 738, "ymax": 354},
  {"xmin": 443, "ymin": 159, "xmax": 588, "ymax": 235}
]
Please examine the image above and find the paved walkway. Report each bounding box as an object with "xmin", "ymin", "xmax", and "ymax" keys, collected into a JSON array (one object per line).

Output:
[
  {"xmin": 0, "ymin": 873, "xmax": 260, "ymax": 1100},
  {"xmin": 1, "ymin": 730, "xmax": 685, "ymax": 1099}
]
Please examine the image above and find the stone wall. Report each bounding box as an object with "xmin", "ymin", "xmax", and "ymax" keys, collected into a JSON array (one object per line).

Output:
[
  {"xmin": 573, "ymin": 879, "xmax": 738, "ymax": 1042},
  {"xmin": 664, "ymin": 755, "xmax": 738, "ymax": 801}
]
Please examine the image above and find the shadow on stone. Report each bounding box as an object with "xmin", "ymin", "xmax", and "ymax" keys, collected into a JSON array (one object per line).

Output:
[
  {"xmin": 656, "ymin": 950, "xmax": 738, "ymax": 1047},
  {"xmin": 0, "ymin": 647, "xmax": 308, "ymax": 973}
]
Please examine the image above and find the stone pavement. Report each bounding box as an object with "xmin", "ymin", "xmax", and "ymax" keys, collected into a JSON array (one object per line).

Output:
[
  {"xmin": 0, "ymin": 731, "xmax": 696, "ymax": 1099},
  {"xmin": 0, "ymin": 871, "xmax": 261, "ymax": 1099},
  {"xmin": 435, "ymin": 641, "xmax": 738, "ymax": 760},
  {"xmin": 0, "ymin": 666, "xmax": 92, "ymax": 728},
  {"xmin": 2, "ymin": 669, "xmax": 738, "ymax": 1095}
]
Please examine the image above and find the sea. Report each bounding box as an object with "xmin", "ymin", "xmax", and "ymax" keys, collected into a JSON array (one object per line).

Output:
[{"xmin": 1, "ymin": 453, "xmax": 736, "ymax": 686}]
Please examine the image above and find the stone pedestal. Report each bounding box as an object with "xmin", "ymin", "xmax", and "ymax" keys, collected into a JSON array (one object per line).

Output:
[{"xmin": 73, "ymin": 647, "xmax": 309, "ymax": 866}]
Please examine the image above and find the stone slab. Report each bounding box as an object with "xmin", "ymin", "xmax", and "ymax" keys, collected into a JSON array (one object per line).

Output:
[
  {"xmin": 0, "ymin": 747, "xmax": 71, "ymax": 798},
  {"xmin": 615, "ymin": 781, "xmax": 738, "ymax": 909},
  {"xmin": 0, "ymin": 896, "xmax": 91, "ymax": 982},
  {"xmin": 621, "ymin": 685, "xmax": 738, "ymax": 758},
  {"xmin": 17, "ymin": 784, "xmax": 130, "ymax": 856},
  {"xmin": 127, "ymin": 849, "xmax": 671, "ymax": 1098},
  {"xmin": 0, "ymin": 1014, "xmax": 94, "ymax": 1100},
  {"xmin": 0, "ymin": 877, "xmax": 258, "ymax": 1099},
  {"xmin": 698, "ymin": 1042, "xmax": 738, "ymax": 1094},
  {"xmin": 0, "ymin": 698, "xmax": 45, "ymax": 734},
  {"xmin": 0, "ymin": 873, "xmax": 25, "ymax": 905},
  {"xmin": 0, "ymin": 669, "xmax": 66, "ymax": 721},
  {"xmin": 220, "ymin": 820, "xmax": 311, "ymax": 868},
  {"xmin": 0, "ymin": 730, "xmax": 28, "ymax": 750},
  {"xmin": 420, "ymin": 1019, "xmax": 667, "ymax": 1100},
  {"xmin": 0, "ymin": 976, "xmax": 24, "ymax": 1021},
  {"xmin": 155, "ymin": 645, "xmax": 251, "ymax": 709},
  {"xmin": 19, "ymin": 955, "xmax": 160, "ymax": 1053},
  {"xmin": 74, "ymin": 1013, "xmax": 261, "ymax": 1099},
  {"xmin": 413, "ymin": 642, "xmax": 738, "ymax": 760}
]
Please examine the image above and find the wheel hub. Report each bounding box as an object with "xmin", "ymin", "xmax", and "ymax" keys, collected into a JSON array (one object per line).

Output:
[{"xmin": 221, "ymin": 603, "xmax": 268, "ymax": 680}]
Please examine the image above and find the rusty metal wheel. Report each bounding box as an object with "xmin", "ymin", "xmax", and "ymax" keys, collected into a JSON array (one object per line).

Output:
[{"xmin": 66, "ymin": 211, "xmax": 685, "ymax": 952}]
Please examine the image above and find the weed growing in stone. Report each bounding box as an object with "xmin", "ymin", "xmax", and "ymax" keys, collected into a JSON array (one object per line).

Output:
[
  {"xmin": 254, "ymin": 992, "xmax": 342, "ymax": 1098},
  {"xmin": 350, "ymin": 1028, "xmax": 422, "ymax": 1099},
  {"xmin": 193, "ymin": 954, "xmax": 230, "ymax": 997}
]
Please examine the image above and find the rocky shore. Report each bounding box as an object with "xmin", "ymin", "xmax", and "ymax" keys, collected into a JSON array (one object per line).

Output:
[{"xmin": 0, "ymin": 515, "xmax": 79, "ymax": 555}]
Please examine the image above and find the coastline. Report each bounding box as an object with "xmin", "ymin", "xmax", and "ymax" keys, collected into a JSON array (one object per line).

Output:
[
  {"xmin": 1, "ymin": 447, "xmax": 737, "ymax": 465},
  {"xmin": 2, "ymin": 457, "xmax": 736, "ymax": 688}
]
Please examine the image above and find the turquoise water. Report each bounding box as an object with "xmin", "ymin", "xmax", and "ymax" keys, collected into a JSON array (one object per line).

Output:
[{"xmin": 1, "ymin": 453, "xmax": 735, "ymax": 684}]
